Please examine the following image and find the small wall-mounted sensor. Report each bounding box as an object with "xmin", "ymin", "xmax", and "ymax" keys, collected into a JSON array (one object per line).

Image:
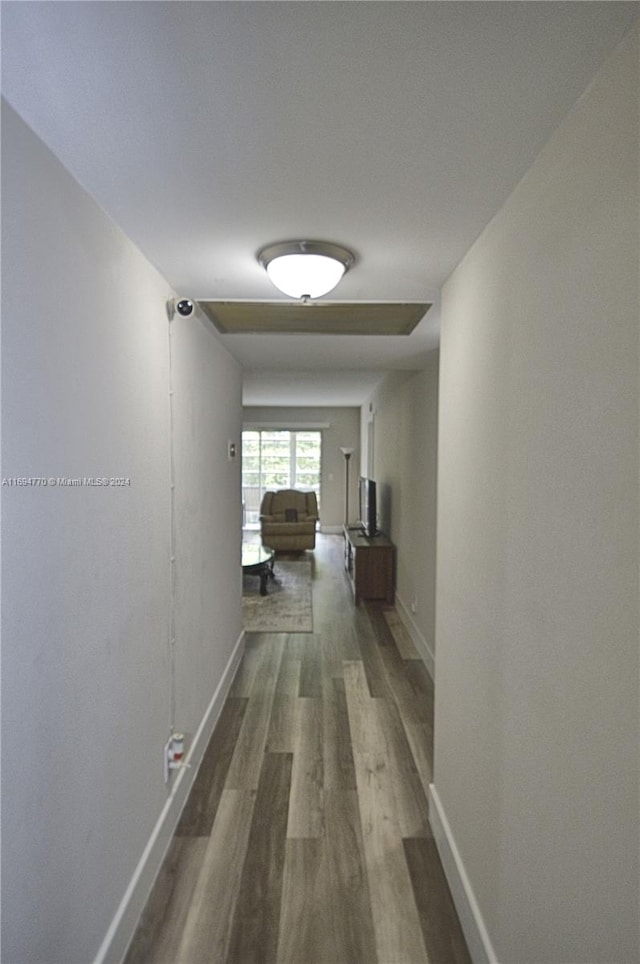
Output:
[
  {"xmin": 166, "ymin": 297, "xmax": 196, "ymax": 320},
  {"xmin": 228, "ymin": 440, "xmax": 237, "ymax": 460},
  {"xmin": 175, "ymin": 299, "xmax": 195, "ymax": 317},
  {"xmin": 164, "ymin": 732, "xmax": 190, "ymax": 783}
]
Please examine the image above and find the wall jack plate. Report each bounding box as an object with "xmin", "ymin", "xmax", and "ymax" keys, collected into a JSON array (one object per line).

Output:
[{"xmin": 164, "ymin": 733, "xmax": 191, "ymax": 783}]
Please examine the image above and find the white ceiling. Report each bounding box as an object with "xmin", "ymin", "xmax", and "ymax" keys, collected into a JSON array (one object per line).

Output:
[{"xmin": 2, "ymin": 1, "xmax": 637, "ymax": 405}]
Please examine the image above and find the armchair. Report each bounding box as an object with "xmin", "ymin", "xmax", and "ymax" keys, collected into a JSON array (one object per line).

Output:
[{"xmin": 260, "ymin": 489, "xmax": 319, "ymax": 551}]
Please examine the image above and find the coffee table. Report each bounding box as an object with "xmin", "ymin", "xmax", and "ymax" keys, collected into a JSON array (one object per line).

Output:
[{"xmin": 242, "ymin": 543, "xmax": 275, "ymax": 595}]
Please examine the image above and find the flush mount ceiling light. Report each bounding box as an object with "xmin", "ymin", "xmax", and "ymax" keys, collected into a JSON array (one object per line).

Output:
[{"xmin": 257, "ymin": 240, "xmax": 355, "ymax": 300}]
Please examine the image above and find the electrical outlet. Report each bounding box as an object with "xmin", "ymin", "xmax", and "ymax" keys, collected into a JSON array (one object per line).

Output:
[{"xmin": 164, "ymin": 732, "xmax": 191, "ymax": 783}]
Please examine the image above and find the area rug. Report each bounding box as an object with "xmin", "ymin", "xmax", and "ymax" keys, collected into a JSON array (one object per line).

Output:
[{"xmin": 242, "ymin": 560, "xmax": 313, "ymax": 633}]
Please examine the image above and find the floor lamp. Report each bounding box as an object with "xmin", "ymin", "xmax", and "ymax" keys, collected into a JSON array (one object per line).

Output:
[{"xmin": 340, "ymin": 447, "xmax": 355, "ymax": 526}]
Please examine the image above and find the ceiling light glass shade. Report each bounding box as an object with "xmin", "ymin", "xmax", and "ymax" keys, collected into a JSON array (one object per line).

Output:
[
  {"xmin": 258, "ymin": 241, "xmax": 355, "ymax": 299},
  {"xmin": 267, "ymin": 253, "xmax": 345, "ymax": 299}
]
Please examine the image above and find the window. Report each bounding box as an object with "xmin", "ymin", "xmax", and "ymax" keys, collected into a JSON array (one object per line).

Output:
[{"xmin": 242, "ymin": 430, "xmax": 322, "ymax": 526}]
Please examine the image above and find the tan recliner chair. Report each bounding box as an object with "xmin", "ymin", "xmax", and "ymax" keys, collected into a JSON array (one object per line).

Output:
[{"xmin": 259, "ymin": 489, "xmax": 319, "ymax": 551}]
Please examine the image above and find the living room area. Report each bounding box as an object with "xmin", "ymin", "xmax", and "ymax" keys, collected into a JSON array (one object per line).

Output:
[{"xmin": 239, "ymin": 389, "xmax": 437, "ymax": 658}]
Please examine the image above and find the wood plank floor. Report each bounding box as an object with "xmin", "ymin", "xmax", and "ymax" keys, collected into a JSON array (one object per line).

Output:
[{"xmin": 125, "ymin": 534, "xmax": 470, "ymax": 964}]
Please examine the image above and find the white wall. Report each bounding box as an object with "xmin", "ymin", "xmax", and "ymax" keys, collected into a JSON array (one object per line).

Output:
[
  {"xmin": 1, "ymin": 101, "xmax": 243, "ymax": 964},
  {"xmin": 362, "ymin": 353, "xmax": 439, "ymax": 668},
  {"xmin": 172, "ymin": 314, "xmax": 242, "ymax": 735},
  {"xmin": 433, "ymin": 23, "xmax": 639, "ymax": 963},
  {"xmin": 242, "ymin": 405, "xmax": 360, "ymax": 529}
]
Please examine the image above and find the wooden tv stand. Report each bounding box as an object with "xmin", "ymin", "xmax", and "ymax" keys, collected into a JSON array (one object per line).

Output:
[{"xmin": 343, "ymin": 526, "xmax": 395, "ymax": 605}]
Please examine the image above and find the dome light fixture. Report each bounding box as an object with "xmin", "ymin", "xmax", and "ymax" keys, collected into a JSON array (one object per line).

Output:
[{"xmin": 257, "ymin": 240, "xmax": 355, "ymax": 300}]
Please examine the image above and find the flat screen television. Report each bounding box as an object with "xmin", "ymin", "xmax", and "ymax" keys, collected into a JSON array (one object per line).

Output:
[{"xmin": 358, "ymin": 477, "xmax": 378, "ymax": 538}]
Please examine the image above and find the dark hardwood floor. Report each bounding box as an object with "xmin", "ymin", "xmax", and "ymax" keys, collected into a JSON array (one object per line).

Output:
[{"xmin": 125, "ymin": 534, "xmax": 470, "ymax": 964}]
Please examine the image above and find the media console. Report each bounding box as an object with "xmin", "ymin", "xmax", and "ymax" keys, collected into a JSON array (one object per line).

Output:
[{"xmin": 343, "ymin": 525, "xmax": 395, "ymax": 605}]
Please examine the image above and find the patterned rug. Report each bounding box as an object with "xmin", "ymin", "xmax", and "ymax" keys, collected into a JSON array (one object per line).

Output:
[{"xmin": 242, "ymin": 560, "xmax": 313, "ymax": 633}]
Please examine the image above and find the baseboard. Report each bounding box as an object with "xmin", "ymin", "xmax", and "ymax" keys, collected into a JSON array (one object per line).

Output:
[
  {"xmin": 428, "ymin": 784, "xmax": 498, "ymax": 964},
  {"xmin": 94, "ymin": 629, "xmax": 246, "ymax": 964},
  {"xmin": 395, "ymin": 592, "xmax": 435, "ymax": 680}
]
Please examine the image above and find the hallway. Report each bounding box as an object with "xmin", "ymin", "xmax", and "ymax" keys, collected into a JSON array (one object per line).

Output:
[{"xmin": 125, "ymin": 535, "xmax": 470, "ymax": 964}]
